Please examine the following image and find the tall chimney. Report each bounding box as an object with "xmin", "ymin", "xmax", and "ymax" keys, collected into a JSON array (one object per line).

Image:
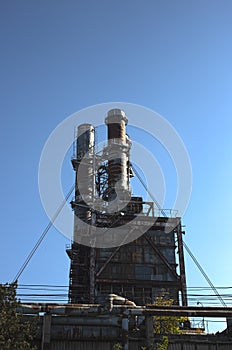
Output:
[
  {"xmin": 73, "ymin": 124, "xmax": 95, "ymax": 241},
  {"xmin": 105, "ymin": 109, "xmax": 131, "ymax": 211}
]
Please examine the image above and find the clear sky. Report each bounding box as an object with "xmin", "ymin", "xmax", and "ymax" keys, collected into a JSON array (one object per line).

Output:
[{"xmin": 0, "ymin": 0, "xmax": 232, "ymax": 331}]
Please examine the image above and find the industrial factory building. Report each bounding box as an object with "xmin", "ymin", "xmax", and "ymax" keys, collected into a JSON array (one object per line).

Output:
[
  {"xmin": 19, "ymin": 109, "xmax": 232, "ymax": 349},
  {"xmin": 67, "ymin": 108, "xmax": 187, "ymax": 307}
]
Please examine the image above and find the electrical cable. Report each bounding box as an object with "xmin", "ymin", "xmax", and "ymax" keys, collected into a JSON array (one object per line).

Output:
[
  {"xmin": 182, "ymin": 241, "xmax": 227, "ymax": 307},
  {"xmin": 14, "ymin": 283, "xmax": 232, "ymax": 305},
  {"xmin": 131, "ymin": 164, "xmax": 167, "ymax": 217},
  {"xmin": 13, "ymin": 157, "xmax": 227, "ymax": 308},
  {"xmin": 16, "ymin": 284, "xmax": 232, "ymax": 290},
  {"xmin": 132, "ymin": 163, "xmax": 227, "ymax": 307},
  {"xmin": 14, "ymin": 184, "xmax": 75, "ymax": 282}
]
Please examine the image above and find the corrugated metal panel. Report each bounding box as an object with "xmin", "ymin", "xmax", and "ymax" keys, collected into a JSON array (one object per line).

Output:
[
  {"xmin": 170, "ymin": 344, "xmax": 222, "ymax": 350},
  {"xmin": 216, "ymin": 346, "xmax": 232, "ymax": 350},
  {"xmin": 197, "ymin": 345, "xmax": 213, "ymax": 350},
  {"xmin": 169, "ymin": 345, "xmax": 182, "ymax": 350},
  {"xmin": 177, "ymin": 344, "xmax": 232, "ymax": 350},
  {"xmin": 49, "ymin": 341, "xmax": 232, "ymax": 350},
  {"xmin": 208, "ymin": 345, "xmax": 217, "ymax": 350},
  {"xmin": 183, "ymin": 344, "xmax": 196, "ymax": 350},
  {"xmin": 50, "ymin": 341, "xmax": 112, "ymax": 350}
]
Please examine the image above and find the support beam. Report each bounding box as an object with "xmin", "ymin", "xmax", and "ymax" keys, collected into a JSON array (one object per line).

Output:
[
  {"xmin": 145, "ymin": 316, "xmax": 154, "ymax": 348},
  {"xmin": 96, "ymin": 228, "xmax": 134, "ymax": 277},
  {"xmin": 176, "ymin": 223, "xmax": 187, "ymax": 306},
  {"xmin": 89, "ymin": 247, "xmax": 96, "ymax": 303},
  {"xmin": 96, "ymin": 245, "xmax": 123, "ymax": 277},
  {"xmin": 41, "ymin": 314, "xmax": 51, "ymax": 350},
  {"xmin": 144, "ymin": 233, "xmax": 179, "ymax": 280},
  {"xmin": 122, "ymin": 312, "xmax": 129, "ymax": 350}
]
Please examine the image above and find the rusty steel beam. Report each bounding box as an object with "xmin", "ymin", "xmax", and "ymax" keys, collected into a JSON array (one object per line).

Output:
[{"xmin": 143, "ymin": 233, "xmax": 179, "ymax": 280}]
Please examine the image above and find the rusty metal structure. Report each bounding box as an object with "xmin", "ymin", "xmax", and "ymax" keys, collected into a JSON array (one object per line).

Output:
[
  {"xmin": 20, "ymin": 302, "xmax": 232, "ymax": 350},
  {"xmin": 67, "ymin": 109, "xmax": 187, "ymax": 307}
]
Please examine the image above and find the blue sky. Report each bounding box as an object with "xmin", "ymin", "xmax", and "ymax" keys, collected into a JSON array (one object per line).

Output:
[{"xmin": 1, "ymin": 0, "xmax": 232, "ymax": 329}]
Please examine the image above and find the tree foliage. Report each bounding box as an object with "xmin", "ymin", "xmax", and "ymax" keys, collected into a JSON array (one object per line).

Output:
[
  {"xmin": 153, "ymin": 295, "xmax": 187, "ymax": 335},
  {"xmin": 153, "ymin": 295, "xmax": 187, "ymax": 350},
  {"xmin": 0, "ymin": 282, "xmax": 37, "ymax": 350}
]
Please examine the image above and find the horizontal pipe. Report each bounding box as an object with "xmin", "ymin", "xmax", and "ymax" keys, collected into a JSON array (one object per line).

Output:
[
  {"xmin": 17, "ymin": 304, "xmax": 101, "ymax": 315},
  {"xmin": 17, "ymin": 303, "xmax": 232, "ymax": 318},
  {"xmin": 128, "ymin": 307, "xmax": 232, "ymax": 318},
  {"xmin": 51, "ymin": 316, "xmax": 121, "ymax": 326}
]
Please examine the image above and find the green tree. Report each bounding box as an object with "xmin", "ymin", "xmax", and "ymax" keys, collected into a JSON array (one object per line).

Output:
[
  {"xmin": 0, "ymin": 282, "xmax": 37, "ymax": 350},
  {"xmin": 153, "ymin": 295, "xmax": 187, "ymax": 350}
]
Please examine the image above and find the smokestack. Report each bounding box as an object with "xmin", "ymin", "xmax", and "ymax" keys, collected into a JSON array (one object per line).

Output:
[
  {"xmin": 73, "ymin": 124, "xmax": 95, "ymax": 241},
  {"xmin": 105, "ymin": 109, "xmax": 131, "ymax": 211}
]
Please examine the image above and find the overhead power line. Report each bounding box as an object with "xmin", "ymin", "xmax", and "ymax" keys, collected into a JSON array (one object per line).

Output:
[
  {"xmin": 14, "ymin": 184, "xmax": 75, "ymax": 282},
  {"xmin": 132, "ymin": 163, "xmax": 227, "ymax": 307},
  {"xmin": 183, "ymin": 241, "xmax": 227, "ymax": 307},
  {"xmin": 131, "ymin": 164, "xmax": 167, "ymax": 217}
]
